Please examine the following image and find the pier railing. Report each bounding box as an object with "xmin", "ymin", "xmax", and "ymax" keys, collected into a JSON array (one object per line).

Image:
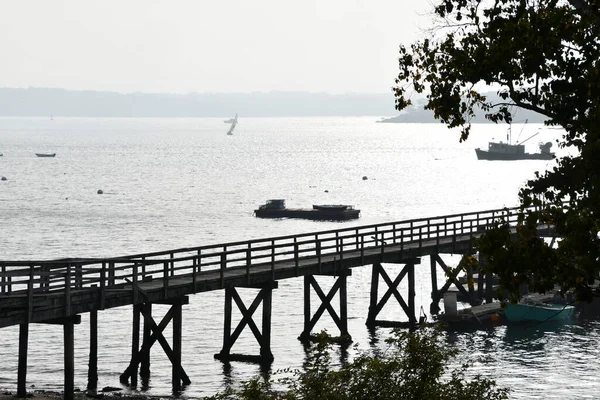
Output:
[{"xmin": 0, "ymin": 204, "xmax": 552, "ymax": 301}]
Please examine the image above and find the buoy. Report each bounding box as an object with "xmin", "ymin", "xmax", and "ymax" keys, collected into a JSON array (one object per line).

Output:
[
  {"xmin": 490, "ymin": 313, "xmax": 500, "ymax": 323},
  {"xmin": 362, "ymin": 176, "xmax": 368, "ymax": 180},
  {"xmin": 324, "ymin": 189, "xmax": 329, "ymax": 193},
  {"xmin": 1, "ymin": 176, "xmax": 6, "ymax": 181},
  {"xmin": 97, "ymin": 189, "xmax": 103, "ymax": 194}
]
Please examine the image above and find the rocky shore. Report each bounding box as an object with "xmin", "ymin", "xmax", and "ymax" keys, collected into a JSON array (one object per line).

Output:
[{"xmin": 0, "ymin": 389, "xmax": 179, "ymax": 400}]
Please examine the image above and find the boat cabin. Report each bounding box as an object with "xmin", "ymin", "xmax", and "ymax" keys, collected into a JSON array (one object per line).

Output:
[
  {"xmin": 259, "ymin": 199, "xmax": 286, "ymax": 210},
  {"xmin": 488, "ymin": 142, "xmax": 525, "ymax": 154}
]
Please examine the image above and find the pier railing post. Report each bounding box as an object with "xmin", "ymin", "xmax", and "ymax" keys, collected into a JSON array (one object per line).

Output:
[
  {"xmin": 65, "ymin": 264, "xmax": 71, "ymax": 317},
  {"xmin": 108, "ymin": 262, "xmax": 115, "ymax": 286},
  {"xmin": 294, "ymin": 238, "xmax": 299, "ymax": 276},
  {"xmin": 27, "ymin": 265, "xmax": 34, "ymax": 322},
  {"xmin": 220, "ymin": 253, "xmax": 226, "ymax": 287},
  {"xmin": 316, "ymin": 239, "xmax": 322, "ymax": 273},
  {"xmin": 1, "ymin": 263, "xmax": 5, "ymax": 294},
  {"xmin": 271, "ymin": 240, "xmax": 275, "ymax": 279},
  {"xmin": 163, "ymin": 261, "xmax": 169, "ymax": 297},
  {"xmin": 132, "ymin": 262, "xmax": 139, "ymax": 304},
  {"xmin": 246, "ymin": 244, "xmax": 251, "ymax": 285}
]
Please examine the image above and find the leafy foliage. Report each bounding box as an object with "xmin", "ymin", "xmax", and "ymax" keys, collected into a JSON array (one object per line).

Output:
[
  {"xmin": 394, "ymin": 0, "xmax": 600, "ymax": 301},
  {"xmin": 206, "ymin": 328, "xmax": 508, "ymax": 400}
]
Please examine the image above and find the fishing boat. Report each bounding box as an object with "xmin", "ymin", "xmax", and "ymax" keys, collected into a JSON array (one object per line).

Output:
[
  {"xmin": 35, "ymin": 153, "xmax": 56, "ymax": 158},
  {"xmin": 226, "ymin": 114, "xmax": 238, "ymax": 135},
  {"xmin": 475, "ymin": 122, "xmax": 555, "ymax": 160},
  {"xmin": 504, "ymin": 299, "xmax": 575, "ymax": 322},
  {"xmin": 254, "ymin": 199, "xmax": 360, "ymax": 221}
]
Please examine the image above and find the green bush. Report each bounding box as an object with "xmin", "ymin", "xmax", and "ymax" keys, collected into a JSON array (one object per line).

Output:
[{"xmin": 207, "ymin": 328, "xmax": 509, "ymax": 400}]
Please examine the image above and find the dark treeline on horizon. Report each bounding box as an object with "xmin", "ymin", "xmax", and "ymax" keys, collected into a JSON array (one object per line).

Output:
[
  {"xmin": 0, "ymin": 87, "xmax": 398, "ymax": 118},
  {"xmin": 0, "ymin": 87, "xmax": 547, "ymax": 122}
]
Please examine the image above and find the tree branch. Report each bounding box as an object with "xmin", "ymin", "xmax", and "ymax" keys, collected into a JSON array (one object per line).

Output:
[{"xmin": 568, "ymin": 0, "xmax": 600, "ymax": 25}]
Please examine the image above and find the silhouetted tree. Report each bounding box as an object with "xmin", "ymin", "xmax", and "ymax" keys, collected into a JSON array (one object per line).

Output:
[{"xmin": 394, "ymin": 0, "xmax": 600, "ymax": 302}]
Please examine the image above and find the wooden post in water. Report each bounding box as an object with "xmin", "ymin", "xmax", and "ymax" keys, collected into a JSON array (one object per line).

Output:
[
  {"xmin": 260, "ymin": 285, "xmax": 273, "ymax": 360},
  {"xmin": 430, "ymin": 255, "xmax": 440, "ymax": 314},
  {"xmin": 64, "ymin": 320, "xmax": 75, "ymax": 400},
  {"xmin": 303, "ymin": 275, "xmax": 311, "ymax": 339},
  {"xmin": 221, "ymin": 287, "xmax": 233, "ymax": 355},
  {"xmin": 339, "ymin": 272, "xmax": 348, "ymax": 337},
  {"xmin": 172, "ymin": 300, "xmax": 183, "ymax": 392},
  {"xmin": 17, "ymin": 323, "xmax": 29, "ymax": 398},
  {"xmin": 87, "ymin": 310, "xmax": 98, "ymax": 391},
  {"xmin": 130, "ymin": 304, "xmax": 141, "ymax": 387},
  {"xmin": 367, "ymin": 264, "xmax": 379, "ymax": 325},
  {"xmin": 140, "ymin": 303, "xmax": 152, "ymax": 381},
  {"xmin": 408, "ymin": 261, "xmax": 416, "ymax": 328}
]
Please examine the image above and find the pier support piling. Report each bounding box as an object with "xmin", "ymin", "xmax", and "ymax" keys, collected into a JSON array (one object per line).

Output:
[
  {"xmin": 120, "ymin": 297, "xmax": 190, "ymax": 390},
  {"xmin": 17, "ymin": 323, "xmax": 28, "ymax": 398},
  {"xmin": 140, "ymin": 303, "xmax": 152, "ymax": 384},
  {"xmin": 430, "ymin": 254, "xmax": 479, "ymax": 311},
  {"xmin": 87, "ymin": 310, "xmax": 98, "ymax": 392},
  {"xmin": 172, "ymin": 300, "xmax": 182, "ymax": 392},
  {"xmin": 430, "ymin": 256, "xmax": 441, "ymax": 314},
  {"xmin": 64, "ymin": 320, "xmax": 75, "ymax": 400},
  {"xmin": 215, "ymin": 281, "xmax": 277, "ymax": 363},
  {"xmin": 130, "ymin": 304, "xmax": 141, "ymax": 387},
  {"xmin": 298, "ymin": 270, "xmax": 352, "ymax": 343},
  {"xmin": 366, "ymin": 260, "xmax": 418, "ymax": 329}
]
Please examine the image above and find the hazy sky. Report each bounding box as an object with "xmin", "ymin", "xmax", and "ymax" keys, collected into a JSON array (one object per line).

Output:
[{"xmin": 0, "ymin": 1, "xmax": 431, "ymax": 94}]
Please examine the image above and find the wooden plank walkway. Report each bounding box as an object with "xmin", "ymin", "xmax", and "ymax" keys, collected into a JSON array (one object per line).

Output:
[{"xmin": 0, "ymin": 204, "xmax": 555, "ymax": 328}]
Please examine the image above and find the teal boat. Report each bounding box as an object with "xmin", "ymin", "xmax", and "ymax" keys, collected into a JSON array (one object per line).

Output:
[{"xmin": 505, "ymin": 301, "xmax": 575, "ymax": 322}]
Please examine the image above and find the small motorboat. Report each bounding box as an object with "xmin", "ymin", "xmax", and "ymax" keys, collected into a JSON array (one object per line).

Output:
[
  {"xmin": 35, "ymin": 153, "xmax": 56, "ymax": 158},
  {"xmin": 504, "ymin": 298, "xmax": 575, "ymax": 322}
]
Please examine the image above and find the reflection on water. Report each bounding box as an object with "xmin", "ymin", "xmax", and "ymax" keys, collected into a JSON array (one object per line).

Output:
[
  {"xmin": 0, "ymin": 117, "xmax": 597, "ymax": 398},
  {"xmin": 446, "ymin": 315, "xmax": 600, "ymax": 399}
]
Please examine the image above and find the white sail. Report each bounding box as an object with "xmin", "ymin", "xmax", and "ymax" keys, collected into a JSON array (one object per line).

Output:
[{"xmin": 226, "ymin": 113, "xmax": 238, "ymax": 135}]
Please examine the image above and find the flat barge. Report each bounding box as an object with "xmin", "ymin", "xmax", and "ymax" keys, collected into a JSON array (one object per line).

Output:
[{"xmin": 254, "ymin": 199, "xmax": 360, "ymax": 221}]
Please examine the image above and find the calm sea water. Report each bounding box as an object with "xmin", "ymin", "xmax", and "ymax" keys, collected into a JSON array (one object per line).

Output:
[{"xmin": 0, "ymin": 117, "xmax": 597, "ymax": 399}]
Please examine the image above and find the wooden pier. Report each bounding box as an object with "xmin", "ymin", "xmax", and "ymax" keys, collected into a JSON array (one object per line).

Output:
[{"xmin": 0, "ymin": 205, "xmax": 555, "ymax": 398}]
